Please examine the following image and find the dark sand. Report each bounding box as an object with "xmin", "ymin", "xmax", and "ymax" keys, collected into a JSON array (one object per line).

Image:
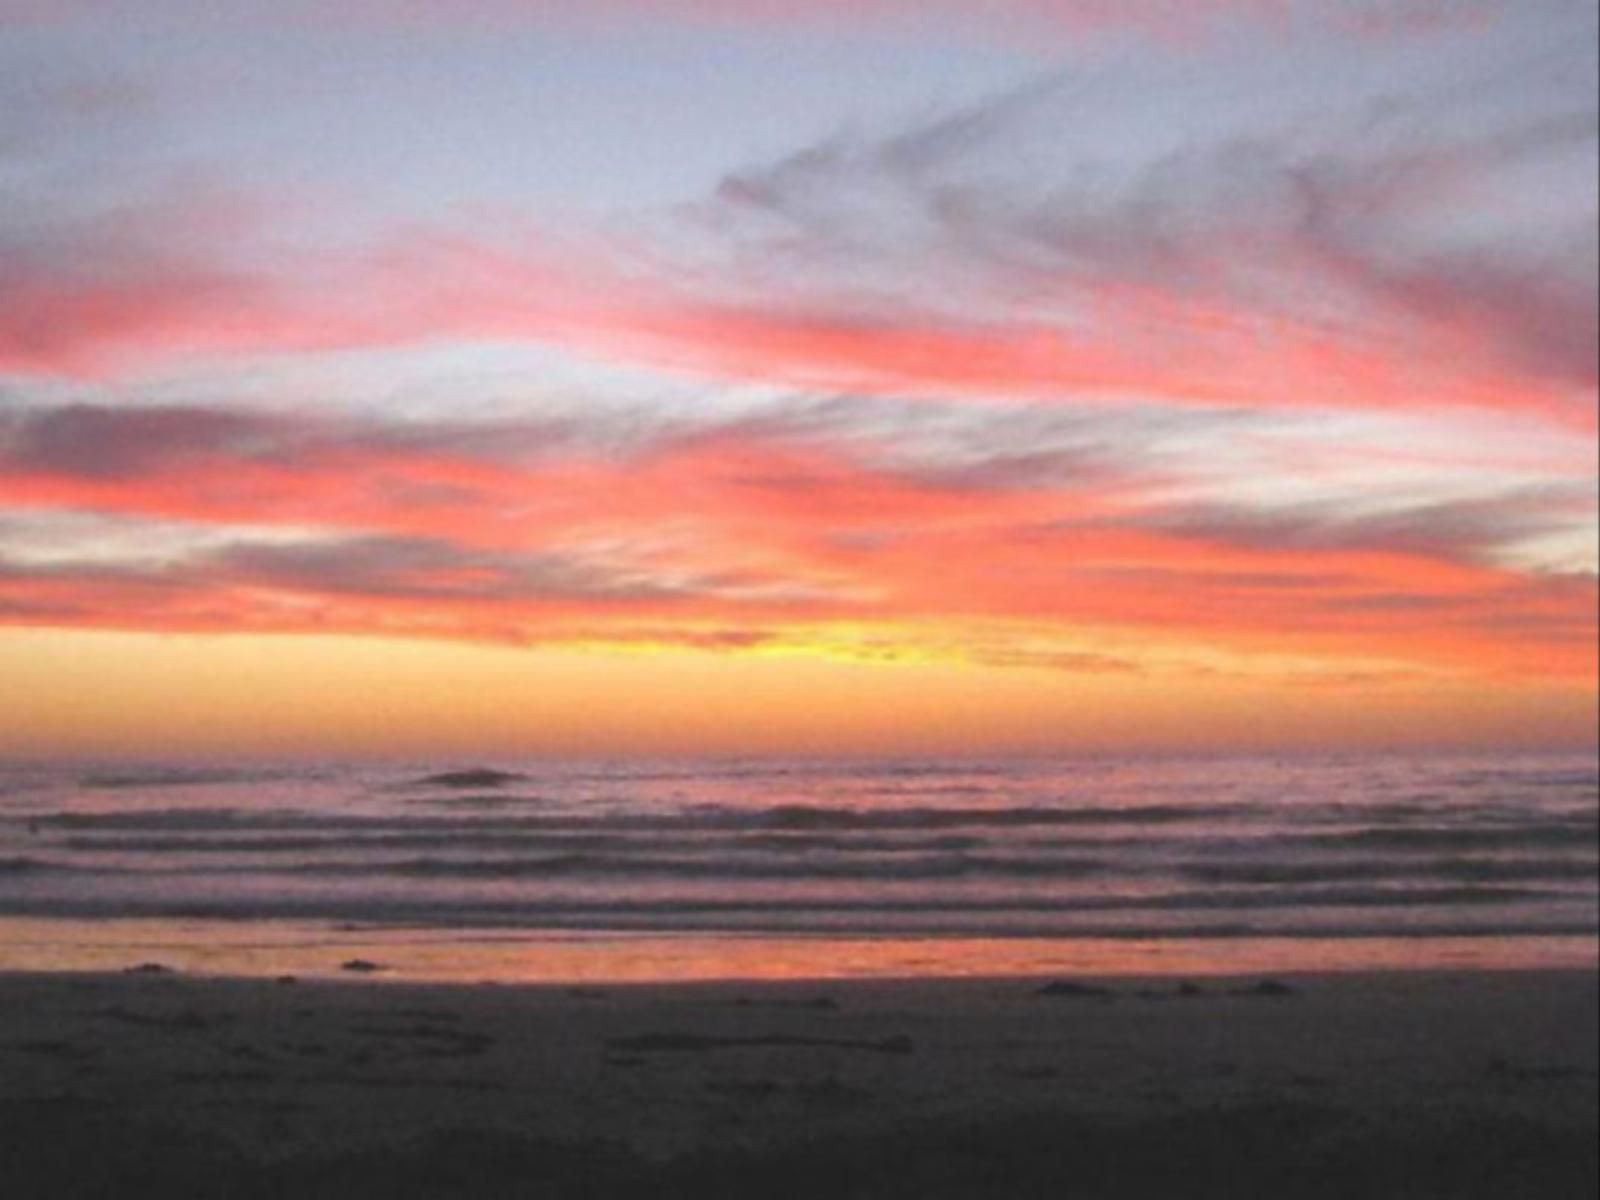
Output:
[{"xmin": 1, "ymin": 967, "xmax": 1594, "ymax": 1198}]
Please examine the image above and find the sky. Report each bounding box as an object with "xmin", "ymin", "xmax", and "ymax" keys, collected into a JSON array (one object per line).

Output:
[{"xmin": 0, "ymin": 0, "xmax": 1595, "ymax": 758}]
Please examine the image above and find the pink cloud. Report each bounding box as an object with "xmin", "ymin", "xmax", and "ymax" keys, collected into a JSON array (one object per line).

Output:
[{"xmin": 3, "ymin": 218, "xmax": 1588, "ymax": 433}]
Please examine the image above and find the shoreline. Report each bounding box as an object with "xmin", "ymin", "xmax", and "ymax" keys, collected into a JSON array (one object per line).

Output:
[
  {"xmin": 5, "ymin": 959, "xmax": 1599, "ymax": 990},
  {"xmin": 2, "ymin": 964, "xmax": 1594, "ymax": 1196}
]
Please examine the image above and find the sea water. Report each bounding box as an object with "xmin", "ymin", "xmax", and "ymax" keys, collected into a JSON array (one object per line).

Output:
[{"xmin": 0, "ymin": 752, "xmax": 1593, "ymax": 981}]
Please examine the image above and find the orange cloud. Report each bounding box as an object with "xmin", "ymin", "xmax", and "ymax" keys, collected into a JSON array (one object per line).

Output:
[{"xmin": 3, "ymin": 402, "xmax": 1593, "ymax": 685}]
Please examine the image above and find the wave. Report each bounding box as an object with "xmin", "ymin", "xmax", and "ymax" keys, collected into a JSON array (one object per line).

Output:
[
  {"xmin": 28, "ymin": 837, "xmax": 1597, "ymax": 893},
  {"xmin": 79, "ymin": 767, "xmax": 306, "ymax": 791},
  {"xmin": 757, "ymin": 803, "xmax": 1257, "ymax": 829},
  {"xmin": 21, "ymin": 801, "xmax": 1260, "ymax": 836},
  {"xmin": 27, "ymin": 807, "xmax": 1594, "ymax": 862},
  {"xmin": 1182, "ymin": 856, "xmax": 1598, "ymax": 885},
  {"xmin": 1297, "ymin": 822, "xmax": 1598, "ymax": 852},
  {"xmin": 401, "ymin": 768, "xmax": 527, "ymax": 790},
  {"xmin": 27, "ymin": 807, "xmax": 315, "ymax": 831},
  {"xmin": 269, "ymin": 851, "xmax": 1116, "ymax": 881},
  {"xmin": 406, "ymin": 794, "xmax": 554, "ymax": 810},
  {"xmin": 7, "ymin": 847, "xmax": 1559, "ymax": 909},
  {"xmin": 0, "ymin": 856, "xmax": 64, "ymax": 874},
  {"xmin": 55, "ymin": 831, "xmax": 991, "ymax": 856},
  {"xmin": 1442, "ymin": 767, "xmax": 1598, "ymax": 789}
]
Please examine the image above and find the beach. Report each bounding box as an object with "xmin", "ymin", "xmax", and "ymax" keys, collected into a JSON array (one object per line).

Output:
[{"xmin": 2, "ymin": 966, "xmax": 1594, "ymax": 1198}]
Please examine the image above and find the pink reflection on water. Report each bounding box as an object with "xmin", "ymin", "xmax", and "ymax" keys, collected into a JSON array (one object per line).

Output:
[{"xmin": 0, "ymin": 917, "xmax": 1593, "ymax": 984}]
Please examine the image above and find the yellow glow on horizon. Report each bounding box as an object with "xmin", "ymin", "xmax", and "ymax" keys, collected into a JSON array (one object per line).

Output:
[
  {"xmin": 562, "ymin": 618, "xmax": 1428, "ymax": 676},
  {"xmin": 1, "ymin": 627, "xmax": 1593, "ymax": 759}
]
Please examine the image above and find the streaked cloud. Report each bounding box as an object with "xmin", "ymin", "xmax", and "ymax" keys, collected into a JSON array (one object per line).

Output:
[{"xmin": 2, "ymin": 395, "xmax": 1592, "ymax": 681}]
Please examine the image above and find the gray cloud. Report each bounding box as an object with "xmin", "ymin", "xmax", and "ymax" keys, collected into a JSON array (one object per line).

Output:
[
  {"xmin": 0, "ymin": 403, "xmax": 289, "ymax": 479},
  {"xmin": 0, "ymin": 394, "xmax": 1222, "ymax": 497},
  {"xmin": 205, "ymin": 534, "xmax": 700, "ymax": 606},
  {"xmin": 702, "ymin": 24, "xmax": 1598, "ymax": 396},
  {"xmin": 0, "ymin": 528, "xmax": 852, "ymax": 625},
  {"xmin": 1128, "ymin": 485, "xmax": 1597, "ymax": 563}
]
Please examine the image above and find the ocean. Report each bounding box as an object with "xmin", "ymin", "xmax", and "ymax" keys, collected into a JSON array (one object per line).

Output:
[{"xmin": 0, "ymin": 752, "xmax": 1594, "ymax": 982}]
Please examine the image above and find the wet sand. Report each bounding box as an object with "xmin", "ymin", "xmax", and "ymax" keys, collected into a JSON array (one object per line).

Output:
[{"xmin": 1, "ymin": 967, "xmax": 1594, "ymax": 1197}]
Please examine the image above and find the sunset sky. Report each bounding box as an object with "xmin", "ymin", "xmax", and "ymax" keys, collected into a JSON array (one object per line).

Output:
[{"xmin": 0, "ymin": 0, "xmax": 1595, "ymax": 757}]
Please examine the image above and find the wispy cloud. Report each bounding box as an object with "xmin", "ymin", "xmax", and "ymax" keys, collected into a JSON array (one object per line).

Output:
[
  {"xmin": 694, "ymin": 55, "xmax": 1595, "ymax": 419},
  {"xmin": 5, "ymin": 15, "xmax": 1592, "ymax": 429}
]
